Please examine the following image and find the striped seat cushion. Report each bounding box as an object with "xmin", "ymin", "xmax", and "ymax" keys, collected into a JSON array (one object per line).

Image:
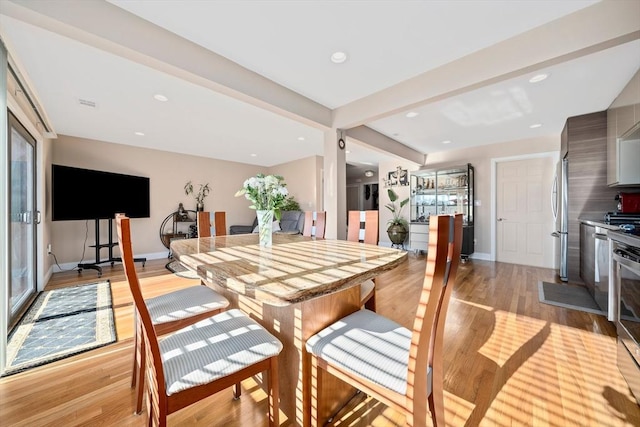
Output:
[
  {"xmin": 306, "ymin": 309, "xmax": 431, "ymax": 396},
  {"xmin": 160, "ymin": 309, "xmax": 283, "ymax": 396},
  {"xmin": 147, "ymin": 285, "xmax": 229, "ymax": 325}
]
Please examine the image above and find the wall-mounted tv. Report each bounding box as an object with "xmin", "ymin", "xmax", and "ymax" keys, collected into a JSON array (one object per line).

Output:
[{"xmin": 52, "ymin": 164, "xmax": 150, "ymax": 221}]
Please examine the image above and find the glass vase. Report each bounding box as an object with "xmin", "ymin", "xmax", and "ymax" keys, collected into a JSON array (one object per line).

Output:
[{"xmin": 257, "ymin": 210, "xmax": 274, "ymax": 247}]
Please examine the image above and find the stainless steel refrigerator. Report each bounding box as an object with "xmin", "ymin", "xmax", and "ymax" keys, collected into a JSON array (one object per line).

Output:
[{"xmin": 551, "ymin": 156, "xmax": 568, "ymax": 281}]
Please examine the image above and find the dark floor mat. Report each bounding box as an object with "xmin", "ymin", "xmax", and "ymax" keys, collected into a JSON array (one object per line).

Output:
[{"xmin": 538, "ymin": 281, "xmax": 605, "ymax": 315}]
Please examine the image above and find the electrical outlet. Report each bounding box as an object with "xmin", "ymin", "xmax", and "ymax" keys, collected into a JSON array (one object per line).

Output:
[{"xmin": 47, "ymin": 244, "xmax": 52, "ymax": 254}]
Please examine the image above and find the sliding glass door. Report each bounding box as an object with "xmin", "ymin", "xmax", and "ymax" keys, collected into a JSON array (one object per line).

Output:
[{"xmin": 8, "ymin": 112, "xmax": 37, "ymax": 322}]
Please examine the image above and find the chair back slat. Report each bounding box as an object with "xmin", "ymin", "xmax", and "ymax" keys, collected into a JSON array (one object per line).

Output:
[
  {"xmin": 303, "ymin": 211, "xmax": 327, "ymax": 239},
  {"xmin": 197, "ymin": 211, "xmax": 212, "ymax": 238},
  {"xmin": 347, "ymin": 210, "xmax": 378, "ymax": 245},
  {"xmin": 406, "ymin": 214, "xmax": 463, "ymax": 423},
  {"xmin": 115, "ymin": 214, "xmax": 168, "ymax": 411},
  {"xmin": 214, "ymin": 211, "xmax": 227, "ymax": 236},
  {"xmin": 314, "ymin": 212, "xmax": 326, "ymax": 239}
]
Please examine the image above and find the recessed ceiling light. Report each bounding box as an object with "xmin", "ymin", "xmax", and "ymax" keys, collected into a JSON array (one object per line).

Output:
[
  {"xmin": 298, "ymin": 136, "xmax": 305, "ymax": 141},
  {"xmin": 529, "ymin": 123, "xmax": 543, "ymax": 129},
  {"xmin": 153, "ymin": 94, "xmax": 168, "ymax": 102},
  {"xmin": 364, "ymin": 170, "xmax": 374, "ymax": 178},
  {"xmin": 529, "ymin": 73, "xmax": 549, "ymax": 83},
  {"xmin": 405, "ymin": 112, "xmax": 419, "ymax": 118},
  {"xmin": 441, "ymin": 140, "xmax": 452, "ymax": 144},
  {"xmin": 330, "ymin": 51, "xmax": 348, "ymax": 64},
  {"xmin": 134, "ymin": 131, "xmax": 145, "ymax": 136},
  {"xmin": 250, "ymin": 153, "xmax": 257, "ymax": 157}
]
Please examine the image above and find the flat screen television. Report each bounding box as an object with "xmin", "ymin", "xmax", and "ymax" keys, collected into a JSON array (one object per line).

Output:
[{"xmin": 52, "ymin": 164, "xmax": 150, "ymax": 221}]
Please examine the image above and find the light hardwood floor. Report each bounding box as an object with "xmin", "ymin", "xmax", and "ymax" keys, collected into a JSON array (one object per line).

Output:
[{"xmin": 1, "ymin": 254, "xmax": 639, "ymax": 426}]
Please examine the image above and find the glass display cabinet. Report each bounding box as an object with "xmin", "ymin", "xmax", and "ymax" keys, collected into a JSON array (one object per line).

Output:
[{"xmin": 409, "ymin": 163, "xmax": 474, "ymax": 258}]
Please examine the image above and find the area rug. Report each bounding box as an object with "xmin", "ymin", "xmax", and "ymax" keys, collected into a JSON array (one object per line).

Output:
[
  {"xmin": 3, "ymin": 281, "xmax": 116, "ymax": 377},
  {"xmin": 165, "ymin": 260, "xmax": 199, "ymax": 279},
  {"xmin": 538, "ymin": 281, "xmax": 605, "ymax": 315}
]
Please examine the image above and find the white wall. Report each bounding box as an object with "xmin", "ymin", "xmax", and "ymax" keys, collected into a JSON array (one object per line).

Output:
[{"xmin": 424, "ymin": 135, "xmax": 559, "ymax": 257}]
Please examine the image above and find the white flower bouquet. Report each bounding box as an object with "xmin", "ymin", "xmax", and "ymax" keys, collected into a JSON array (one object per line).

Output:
[{"xmin": 235, "ymin": 174, "xmax": 289, "ymax": 220}]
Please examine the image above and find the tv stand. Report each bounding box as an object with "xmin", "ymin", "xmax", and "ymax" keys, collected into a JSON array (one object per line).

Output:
[{"xmin": 78, "ymin": 218, "xmax": 146, "ymax": 277}]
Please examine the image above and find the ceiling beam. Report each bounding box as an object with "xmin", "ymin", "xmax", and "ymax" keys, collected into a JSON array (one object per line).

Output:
[
  {"xmin": 333, "ymin": 0, "xmax": 640, "ymax": 129},
  {"xmin": 4, "ymin": 0, "xmax": 333, "ymax": 130},
  {"xmin": 346, "ymin": 126, "xmax": 425, "ymax": 166}
]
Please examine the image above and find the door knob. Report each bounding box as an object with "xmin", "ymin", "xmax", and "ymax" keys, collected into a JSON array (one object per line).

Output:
[{"xmin": 497, "ymin": 218, "xmax": 506, "ymax": 222}]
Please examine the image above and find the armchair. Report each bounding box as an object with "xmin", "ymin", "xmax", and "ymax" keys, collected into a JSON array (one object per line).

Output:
[
  {"xmin": 229, "ymin": 210, "xmax": 305, "ymax": 235},
  {"xmin": 229, "ymin": 217, "xmax": 258, "ymax": 235}
]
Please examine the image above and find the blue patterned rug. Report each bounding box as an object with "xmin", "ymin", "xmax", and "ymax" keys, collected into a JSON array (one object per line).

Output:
[{"xmin": 2, "ymin": 281, "xmax": 116, "ymax": 377}]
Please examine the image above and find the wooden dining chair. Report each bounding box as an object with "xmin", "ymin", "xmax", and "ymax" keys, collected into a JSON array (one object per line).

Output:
[
  {"xmin": 347, "ymin": 210, "xmax": 379, "ymax": 311},
  {"xmin": 117, "ymin": 214, "xmax": 230, "ymax": 414},
  {"xmin": 303, "ymin": 211, "xmax": 326, "ymax": 239},
  {"xmin": 198, "ymin": 211, "xmax": 227, "ymax": 237},
  {"xmin": 197, "ymin": 211, "xmax": 212, "ymax": 238},
  {"xmin": 116, "ymin": 214, "xmax": 282, "ymax": 426},
  {"xmin": 307, "ymin": 214, "xmax": 463, "ymax": 427},
  {"xmin": 214, "ymin": 211, "xmax": 227, "ymax": 236}
]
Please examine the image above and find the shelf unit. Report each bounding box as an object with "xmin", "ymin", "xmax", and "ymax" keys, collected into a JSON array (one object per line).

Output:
[
  {"xmin": 160, "ymin": 210, "xmax": 198, "ymax": 255},
  {"xmin": 409, "ymin": 163, "xmax": 474, "ymax": 258}
]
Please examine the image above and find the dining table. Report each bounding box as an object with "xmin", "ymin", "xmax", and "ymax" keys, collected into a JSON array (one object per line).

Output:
[{"xmin": 171, "ymin": 233, "xmax": 408, "ymax": 426}]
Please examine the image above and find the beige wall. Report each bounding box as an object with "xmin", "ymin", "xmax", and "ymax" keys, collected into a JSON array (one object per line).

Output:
[
  {"xmin": 51, "ymin": 135, "xmax": 263, "ymax": 264},
  {"xmin": 422, "ymin": 135, "xmax": 559, "ymax": 256},
  {"xmin": 268, "ymin": 155, "xmax": 322, "ymax": 211},
  {"xmin": 49, "ymin": 136, "xmax": 323, "ymax": 267}
]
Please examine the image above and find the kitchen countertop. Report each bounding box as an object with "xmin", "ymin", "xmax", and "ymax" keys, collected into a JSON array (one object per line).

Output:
[
  {"xmin": 608, "ymin": 229, "xmax": 640, "ymax": 247},
  {"xmin": 579, "ymin": 218, "xmax": 622, "ymax": 231}
]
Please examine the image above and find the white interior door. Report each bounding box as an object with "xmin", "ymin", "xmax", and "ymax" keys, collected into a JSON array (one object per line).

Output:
[{"xmin": 496, "ymin": 156, "xmax": 555, "ymax": 268}]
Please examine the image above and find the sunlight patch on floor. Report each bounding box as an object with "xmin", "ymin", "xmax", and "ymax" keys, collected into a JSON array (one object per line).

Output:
[{"xmin": 478, "ymin": 309, "xmax": 547, "ymax": 366}]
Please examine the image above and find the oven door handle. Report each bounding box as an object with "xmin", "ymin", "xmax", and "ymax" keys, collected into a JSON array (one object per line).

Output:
[{"xmin": 613, "ymin": 253, "xmax": 640, "ymax": 271}]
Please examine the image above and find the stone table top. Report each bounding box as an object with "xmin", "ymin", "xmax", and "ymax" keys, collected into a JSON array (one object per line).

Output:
[{"xmin": 170, "ymin": 234, "xmax": 408, "ymax": 306}]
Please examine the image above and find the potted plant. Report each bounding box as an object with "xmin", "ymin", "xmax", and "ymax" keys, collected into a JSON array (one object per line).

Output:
[
  {"xmin": 184, "ymin": 181, "xmax": 210, "ymax": 211},
  {"xmin": 386, "ymin": 188, "xmax": 409, "ymax": 246}
]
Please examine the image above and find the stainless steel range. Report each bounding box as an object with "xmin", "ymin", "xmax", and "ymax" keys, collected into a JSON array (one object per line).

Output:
[{"xmin": 610, "ymin": 228, "xmax": 640, "ymax": 405}]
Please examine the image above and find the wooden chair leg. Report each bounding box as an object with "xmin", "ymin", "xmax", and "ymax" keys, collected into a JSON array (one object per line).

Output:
[
  {"xmin": 135, "ymin": 320, "xmax": 146, "ymax": 415},
  {"xmin": 428, "ymin": 381, "xmax": 444, "ymax": 427},
  {"xmin": 131, "ymin": 315, "xmax": 139, "ymax": 389},
  {"xmin": 267, "ymin": 356, "xmax": 280, "ymax": 427},
  {"xmin": 233, "ymin": 382, "xmax": 242, "ymax": 400},
  {"xmin": 309, "ymin": 354, "xmax": 323, "ymax": 427}
]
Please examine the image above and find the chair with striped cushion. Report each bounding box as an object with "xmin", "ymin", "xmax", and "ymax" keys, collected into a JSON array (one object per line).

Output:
[
  {"xmin": 307, "ymin": 214, "xmax": 463, "ymax": 427},
  {"xmin": 303, "ymin": 211, "xmax": 326, "ymax": 239},
  {"xmin": 122, "ymin": 213, "xmax": 230, "ymax": 414},
  {"xmin": 117, "ymin": 214, "xmax": 282, "ymax": 426},
  {"xmin": 347, "ymin": 210, "xmax": 379, "ymax": 311}
]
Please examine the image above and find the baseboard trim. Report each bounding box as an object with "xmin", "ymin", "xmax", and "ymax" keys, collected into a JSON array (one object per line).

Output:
[
  {"xmin": 51, "ymin": 251, "xmax": 168, "ymax": 273},
  {"xmin": 470, "ymin": 252, "xmax": 491, "ymax": 261}
]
